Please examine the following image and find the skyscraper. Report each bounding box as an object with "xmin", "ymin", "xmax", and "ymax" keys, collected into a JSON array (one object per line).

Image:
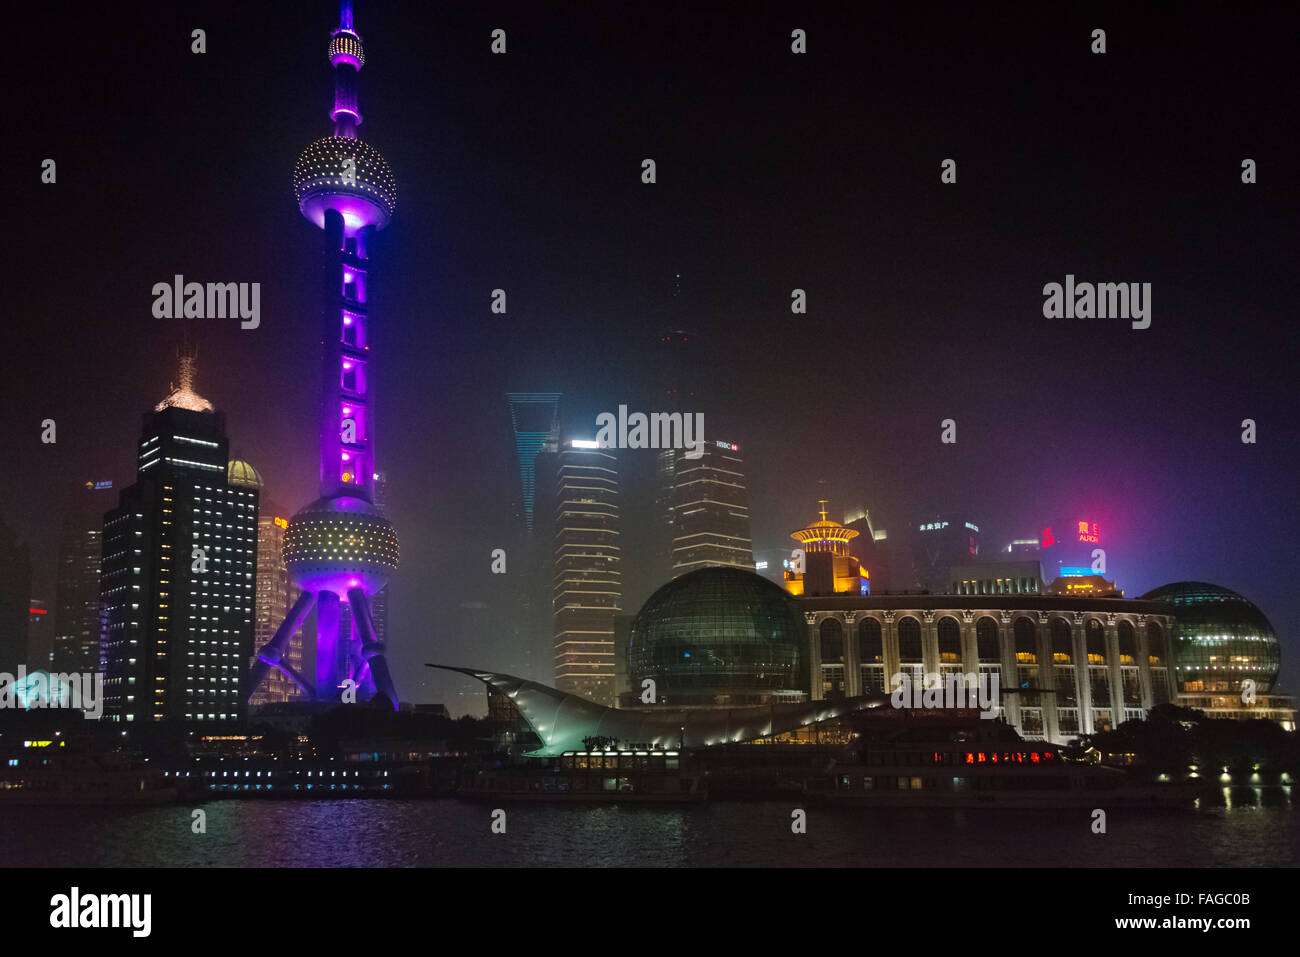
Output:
[
  {"xmin": 53, "ymin": 523, "xmax": 103, "ymax": 673},
  {"xmin": 549, "ymin": 439, "xmax": 621, "ymax": 706},
  {"xmin": 670, "ymin": 439, "xmax": 754, "ymax": 574},
  {"xmin": 649, "ymin": 324, "xmax": 755, "ymax": 584},
  {"xmin": 0, "ymin": 515, "xmax": 32, "ymax": 675},
  {"xmin": 250, "ymin": 0, "xmax": 401, "ymax": 708},
  {"xmin": 507, "ymin": 393, "xmax": 561, "ymax": 533},
  {"xmin": 506, "ymin": 393, "xmax": 560, "ymax": 682},
  {"xmin": 234, "ymin": 460, "xmax": 306, "ymax": 709},
  {"xmin": 912, "ymin": 514, "xmax": 982, "ymax": 591},
  {"xmin": 101, "ymin": 347, "xmax": 258, "ymax": 727},
  {"xmin": 27, "ymin": 600, "xmax": 52, "ymax": 672}
]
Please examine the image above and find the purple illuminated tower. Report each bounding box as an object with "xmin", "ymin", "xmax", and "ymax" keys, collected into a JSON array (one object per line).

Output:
[{"xmin": 249, "ymin": 0, "xmax": 400, "ymax": 708}]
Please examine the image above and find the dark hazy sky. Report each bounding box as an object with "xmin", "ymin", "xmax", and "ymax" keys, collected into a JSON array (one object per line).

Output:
[{"xmin": 10, "ymin": 1, "xmax": 1299, "ymax": 710}]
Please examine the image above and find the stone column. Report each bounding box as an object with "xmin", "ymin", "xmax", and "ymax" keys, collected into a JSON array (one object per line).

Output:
[
  {"xmin": 1038, "ymin": 611, "xmax": 1060, "ymax": 743},
  {"xmin": 999, "ymin": 609, "xmax": 1019, "ymax": 729},
  {"xmin": 805, "ymin": 611, "xmax": 822, "ymax": 702},
  {"xmin": 960, "ymin": 609, "xmax": 977, "ymax": 676},
  {"xmin": 843, "ymin": 611, "xmax": 861, "ymax": 697},
  {"xmin": 882, "ymin": 611, "xmax": 899, "ymax": 696},
  {"xmin": 921, "ymin": 609, "xmax": 938, "ymax": 678},
  {"xmin": 1105, "ymin": 612, "xmax": 1124, "ymax": 721},
  {"xmin": 1072, "ymin": 611, "xmax": 1092, "ymax": 734},
  {"xmin": 1135, "ymin": 614, "xmax": 1154, "ymax": 708}
]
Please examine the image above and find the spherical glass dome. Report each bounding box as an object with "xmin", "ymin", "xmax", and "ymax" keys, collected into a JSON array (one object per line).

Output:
[
  {"xmin": 284, "ymin": 495, "xmax": 398, "ymax": 596},
  {"xmin": 629, "ymin": 566, "xmax": 804, "ymax": 706},
  {"xmin": 226, "ymin": 459, "xmax": 263, "ymax": 489},
  {"xmin": 1141, "ymin": 581, "xmax": 1281, "ymax": 694}
]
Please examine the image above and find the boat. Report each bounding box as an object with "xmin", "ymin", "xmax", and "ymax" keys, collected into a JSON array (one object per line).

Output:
[
  {"xmin": 0, "ymin": 746, "xmax": 178, "ymax": 806},
  {"xmin": 458, "ymin": 749, "xmax": 707, "ymax": 803},
  {"xmin": 805, "ymin": 727, "xmax": 1204, "ymax": 808}
]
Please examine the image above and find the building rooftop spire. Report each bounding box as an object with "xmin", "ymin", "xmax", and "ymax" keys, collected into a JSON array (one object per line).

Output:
[{"xmin": 155, "ymin": 339, "xmax": 213, "ymax": 413}]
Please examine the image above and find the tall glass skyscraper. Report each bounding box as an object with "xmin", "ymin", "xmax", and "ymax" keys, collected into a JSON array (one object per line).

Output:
[
  {"xmin": 669, "ymin": 439, "xmax": 754, "ymax": 575},
  {"xmin": 53, "ymin": 501, "xmax": 107, "ymax": 673},
  {"xmin": 507, "ymin": 393, "xmax": 561, "ymax": 533},
  {"xmin": 101, "ymin": 347, "xmax": 258, "ymax": 727},
  {"xmin": 549, "ymin": 440, "xmax": 621, "ymax": 706},
  {"xmin": 239, "ymin": 469, "xmax": 306, "ymax": 708}
]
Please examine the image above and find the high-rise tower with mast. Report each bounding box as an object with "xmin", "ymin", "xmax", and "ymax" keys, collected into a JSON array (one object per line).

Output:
[{"xmin": 249, "ymin": 0, "xmax": 400, "ymax": 708}]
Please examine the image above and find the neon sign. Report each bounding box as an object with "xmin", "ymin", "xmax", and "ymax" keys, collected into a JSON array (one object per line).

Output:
[
  {"xmin": 1077, "ymin": 521, "xmax": 1100, "ymax": 544},
  {"xmin": 1041, "ymin": 527, "xmax": 1056, "ymax": 548}
]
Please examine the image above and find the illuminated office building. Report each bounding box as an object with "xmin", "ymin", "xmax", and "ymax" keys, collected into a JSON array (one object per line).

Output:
[
  {"xmin": 913, "ymin": 514, "xmax": 982, "ymax": 591},
  {"xmin": 549, "ymin": 439, "xmax": 621, "ymax": 706},
  {"xmin": 507, "ymin": 393, "xmax": 561, "ymax": 534},
  {"xmin": 101, "ymin": 348, "xmax": 258, "ymax": 727},
  {"xmin": 670, "ymin": 440, "xmax": 753, "ymax": 575},
  {"xmin": 27, "ymin": 600, "xmax": 52, "ymax": 671},
  {"xmin": 506, "ymin": 394, "xmax": 560, "ymax": 682},
  {"xmin": 236, "ymin": 463, "xmax": 306, "ymax": 709},
  {"xmin": 53, "ymin": 499, "xmax": 109, "ymax": 673}
]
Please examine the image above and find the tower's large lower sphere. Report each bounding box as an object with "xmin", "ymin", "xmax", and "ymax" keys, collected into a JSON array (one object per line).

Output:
[{"xmin": 284, "ymin": 494, "xmax": 398, "ymax": 595}]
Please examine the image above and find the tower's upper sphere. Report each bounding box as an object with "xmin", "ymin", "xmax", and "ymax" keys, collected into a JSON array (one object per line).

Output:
[
  {"xmin": 284, "ymin": 494, "xmax": 399, "ymax": 596},
  {"xmin": 293, "ymin": 136, "xmax": 396, "ymax": 231},
  {"xmin": 1141, "ymin": 581, "xmax": 1282, "ymax": 694},
  {"xmin": 629, "ymin": 566, "xmax": 804, "ymax": 706},
  {"xmin": 328, "ymin": 31, "xmax": 365, "ymax": 69}
]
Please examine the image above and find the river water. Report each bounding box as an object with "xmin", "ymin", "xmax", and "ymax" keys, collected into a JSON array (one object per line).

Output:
[{"xmin": 3, "ymin": 788, "xmax": 1295, "ymax": 867}]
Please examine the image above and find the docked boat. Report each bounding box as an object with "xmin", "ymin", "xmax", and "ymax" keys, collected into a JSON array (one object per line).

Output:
[
  {"xmin": 0, "ymin": 746, "xmax": 178, "ymax": 806},
  {"xmin": 459, "ymin": 749, "xmax": 707, "ymax": 803},
  {"xmin": 806, "ymin": 728, "xmax": 1203, "ymax": 808}
]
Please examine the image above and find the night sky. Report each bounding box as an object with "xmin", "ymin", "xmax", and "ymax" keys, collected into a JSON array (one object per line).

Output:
[{"xmin": 9, "ymin": 1, "xmax": 1299, "ymax": 710}]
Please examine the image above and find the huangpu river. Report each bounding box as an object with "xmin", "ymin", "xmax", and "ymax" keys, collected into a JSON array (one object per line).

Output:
[{"xmin": 3, "ymin": 790, "xmax": 1296, "ymax": 867}]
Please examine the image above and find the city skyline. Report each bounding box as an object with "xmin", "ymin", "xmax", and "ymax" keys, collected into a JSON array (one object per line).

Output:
[{"xmin": 7, "ymin": 1, "xmax": 1298, "ymax": 711}]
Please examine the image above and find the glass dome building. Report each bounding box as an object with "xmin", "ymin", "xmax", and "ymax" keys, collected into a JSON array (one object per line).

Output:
[
  {"xmin": 1141, "ymin": 582, "xmax": 1281, "ymax": 694},
  {"xmin": 628, "ymin": 566, "xmax": 805, "ymax": 707}
]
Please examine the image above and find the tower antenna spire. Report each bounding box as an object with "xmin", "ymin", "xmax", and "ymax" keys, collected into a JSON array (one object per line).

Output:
[{"xmin": 327, "ymin": 0, "xmax": 366, "ymax": 136}]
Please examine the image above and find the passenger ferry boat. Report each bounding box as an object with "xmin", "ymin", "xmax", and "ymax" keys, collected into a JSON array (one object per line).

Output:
[
  {"xmin": 0, "ymin": 744, "xmax": 178, "ymax": 806},
  {"xmin": 459, "ymin": 749, "xmax": 706, "ymax": 803},
  {"xmin": 807, "ymin": 726, "xmax": 1202, "ymax": 808}
]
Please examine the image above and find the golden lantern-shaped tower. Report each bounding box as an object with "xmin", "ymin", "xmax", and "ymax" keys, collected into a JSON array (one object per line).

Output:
[{"xmin": 785, "ymin": 500, "xmax": 869, "ymax": 596}]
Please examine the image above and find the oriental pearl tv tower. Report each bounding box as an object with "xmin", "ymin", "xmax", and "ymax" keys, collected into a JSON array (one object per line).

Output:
[{"xmin": 249, "ymin": 0, "xmax": 401, "ymax": 708}]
